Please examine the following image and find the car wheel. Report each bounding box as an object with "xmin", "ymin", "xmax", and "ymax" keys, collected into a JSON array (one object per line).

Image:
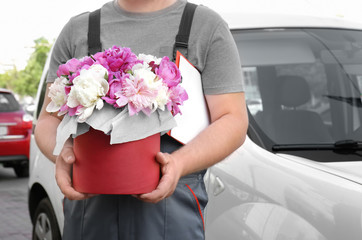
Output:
[
  {"xmin": 32, "ymin": 198, "xmax": 61, "ymax": 240},
  {"xmin": 13, "ymin": 164, "xmax": 29, "ymax": 178}
]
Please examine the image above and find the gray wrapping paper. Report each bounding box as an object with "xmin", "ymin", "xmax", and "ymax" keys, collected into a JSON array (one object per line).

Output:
[{"xmin": 53, "ymin": 104, "xmax": 177, "ymax": 155}]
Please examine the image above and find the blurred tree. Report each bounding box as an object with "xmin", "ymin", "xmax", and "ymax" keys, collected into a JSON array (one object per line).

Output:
[
  {"xmin": 0, "ymin": 37, "xmax": 51, "ymax": 96},
  {"xmin": 0, "ymin": 67, "xmax": 19, "ymax": 90}
]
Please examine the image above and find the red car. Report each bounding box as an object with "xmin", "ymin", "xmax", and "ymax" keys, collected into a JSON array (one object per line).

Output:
[{"xmin": 0, "ymin": 88, "xmax": 32, "ymax": 177}]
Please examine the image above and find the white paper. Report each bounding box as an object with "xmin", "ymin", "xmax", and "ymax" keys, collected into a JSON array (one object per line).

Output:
[{"xmin": 170, "ymin": 53, "xmax": 210, "ymax": 144}]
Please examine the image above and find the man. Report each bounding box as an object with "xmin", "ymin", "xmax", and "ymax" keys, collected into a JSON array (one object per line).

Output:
[{"xmin": 35, "ymin": 0, "xmax": 248, "ymax": 239}]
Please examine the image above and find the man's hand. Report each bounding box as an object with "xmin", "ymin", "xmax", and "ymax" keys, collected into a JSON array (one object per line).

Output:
[
  {"xmin": 135, "ymin": 93, "xmax": 248, "ymax": 203},
  {"xmin": 55, "ymin": 145, "xmax": 96, "ymax": 200},
  {"xmin": 136, "ymin": 152, "xmax": 183, "ymax": 203}
]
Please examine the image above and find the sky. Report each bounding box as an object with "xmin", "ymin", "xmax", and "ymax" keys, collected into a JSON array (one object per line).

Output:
[{"xmin": 1, "ymin": 0, "xmax": 362, "ymax": 73}]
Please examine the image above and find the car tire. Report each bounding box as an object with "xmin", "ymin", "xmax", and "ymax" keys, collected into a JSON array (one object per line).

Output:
[
  {"xmin": 13, "ymin": 164, "xmax": 29, "ymax": 178},
  {"xmin": 32, "ymin": 198, "xmax": 61, "ymax": 240}
]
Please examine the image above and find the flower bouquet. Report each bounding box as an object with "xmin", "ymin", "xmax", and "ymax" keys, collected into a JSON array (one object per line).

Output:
[{"xmin": 47, "ymin": 46, "xmax": 188, "ymax": 194}]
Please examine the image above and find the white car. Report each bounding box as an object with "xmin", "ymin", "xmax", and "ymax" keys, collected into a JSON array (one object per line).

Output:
[{"xmin": 29, "ymin": 12, "xmax": 362, "ymax": 240}]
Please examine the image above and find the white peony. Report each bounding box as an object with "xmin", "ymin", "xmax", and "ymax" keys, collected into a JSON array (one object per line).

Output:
[
  {"xmin": 131, "ymin": 62, "xmax": 171, "ymax": 112},
  {"xmin": 67, "ymin": 64, "xmax": 109, "ymax": 122},
  {"xmin": 88, "ymin": 64, "xmax": 108, "ymax": 79},
  {"xmin": 133, "ymin": 67, "xmax": 158, "ymax": 89},
  {"xmin": 138, "ymin": 54, "xmax": 161, "ymax": 65},
  {"xmin": 46, "ymin": 76, "xmax": 67, "ymax": 113},
  {"xmin": 154, "ymin": 83, "xmax": 169, "ymax": 111}
]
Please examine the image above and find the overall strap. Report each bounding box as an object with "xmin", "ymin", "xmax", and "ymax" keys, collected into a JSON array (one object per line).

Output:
[
  {"xmin": 88, "ymin": 9, "xmax": 102, "ymax": 55},
  {"xmin": 87, "ymin": 4, "xmax": 198, "ymax": 59},
  {"xmin": 173, "ymin": 2, "xmax": 198, "ymax": 61}
]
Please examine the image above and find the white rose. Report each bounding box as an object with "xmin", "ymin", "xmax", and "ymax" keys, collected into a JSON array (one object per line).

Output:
[
  {"xmin": 46, "ymin": 76, "xmax": 67, "ymax": 113},
  {"xmin": 67, "ymin": 65, "xmax": 109, "ymax": 122},
  {"xmin": 138, "ymin": 54, "xmax": 161, "ymax": 65}
]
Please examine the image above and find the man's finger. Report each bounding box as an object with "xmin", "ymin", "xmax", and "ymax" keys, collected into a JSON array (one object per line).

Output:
[
  {"xmin": 61, "ymin": 147, "xmax": 76, "ymax": 164},
  {"xmin": 57, "ymin": 172, "xmax": 93, "ymax": 200},
  {"xmin": 61, "ymin": 185, "xmax": 89, "ymax": 200},
  {"xmin": 57, "ymin": 168, "xmax": 96, "ymax": 200},
  {"xmin": 138, "ymin": 152, "xmax": 181, "ymax": 203},
  {"xmin": 155, "ymin": 152, "xmax": 169, "ymax": 165},
  {"xmin": 139, "ymin": 174, "xmax": 172, "ymax": 203},
  {"xmin": 55, "ymin": 150, "xmax": 93, "ymax": 200},
  {"xmin": 139, "ymin": 187, "xmax": 166, "ymax": 203},
  {"xmin": 55, "ymin": 165, "xmax": 87, "ymax": 200}
]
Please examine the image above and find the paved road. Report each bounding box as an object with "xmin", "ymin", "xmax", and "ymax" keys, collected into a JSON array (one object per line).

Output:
[{"xmin": 0, "ymin": 166, "xmax": 32, "ymax": 240}]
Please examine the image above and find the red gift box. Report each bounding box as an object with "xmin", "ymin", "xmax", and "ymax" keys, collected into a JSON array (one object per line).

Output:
[{"xmin": 72, "ymin": 128, "xmax": 160, "ymax": 195}]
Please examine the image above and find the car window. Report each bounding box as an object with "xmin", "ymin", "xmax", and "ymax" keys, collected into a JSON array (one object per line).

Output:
[
  {"xmin": 232, "ymin": 28, "xmax": 362, "ymax": 161},
  {"xmin": 0, "ymin": 92, "xmax": 20, "ymax": 112}
]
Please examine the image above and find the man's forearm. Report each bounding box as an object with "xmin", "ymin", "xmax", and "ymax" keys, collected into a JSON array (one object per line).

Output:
[
  {"xmin": 34, "ymin": 116, "xmax": 61, "ymax": 163},
  {"xmin": 173, "ymin": 111, "xmax": 248, "ymax": 177}
]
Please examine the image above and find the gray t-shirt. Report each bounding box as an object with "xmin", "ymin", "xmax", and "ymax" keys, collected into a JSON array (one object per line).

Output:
[{"xmin": 47, "ymin": 0, "xmax": 244, "ymax": 95}]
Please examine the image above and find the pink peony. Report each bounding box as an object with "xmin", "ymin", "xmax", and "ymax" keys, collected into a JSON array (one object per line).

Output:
[
  {"xmin": 156, "ymin": 56, "xmax": 181, "ymax": 87},
  {"xmin": 68, "ymin": 106, "xmax": 82, "ymax": 116},
  {"xmin": 57, "ymin": 58, "xmax": 82, "ymax": 77},
  {"xmin": 167, "ymin": 85, "xmax": 188, "ymax": 116},
  {"xmin": 59, "ymin": 104, "xmax": 69, "ymax": 116},
  {"xmin": 91, "ymin": 52, "xmax": 109, "ymax": 70},
  {"xmin": 103, "ymin": 46, "xmax": 141, "ymax": 74},
  {"xmin": 120, "ymin": 76, "xmax": 158, "ymax": 116},
  {"xmin": 80, "ymin": 56, "xmax": 95, "ymax": 68},
  {"xmin": 102, "ymin": 73, "xmax": 131, "ymax": 107},
  {"xmin": 102, "ymin": 79, "xmax": 122, "ymax": 106}
]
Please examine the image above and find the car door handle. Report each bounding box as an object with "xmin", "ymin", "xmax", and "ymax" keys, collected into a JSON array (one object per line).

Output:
[{"xmin": 213, "ymin": 176, "xmax": 225, "ymax": 196}]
